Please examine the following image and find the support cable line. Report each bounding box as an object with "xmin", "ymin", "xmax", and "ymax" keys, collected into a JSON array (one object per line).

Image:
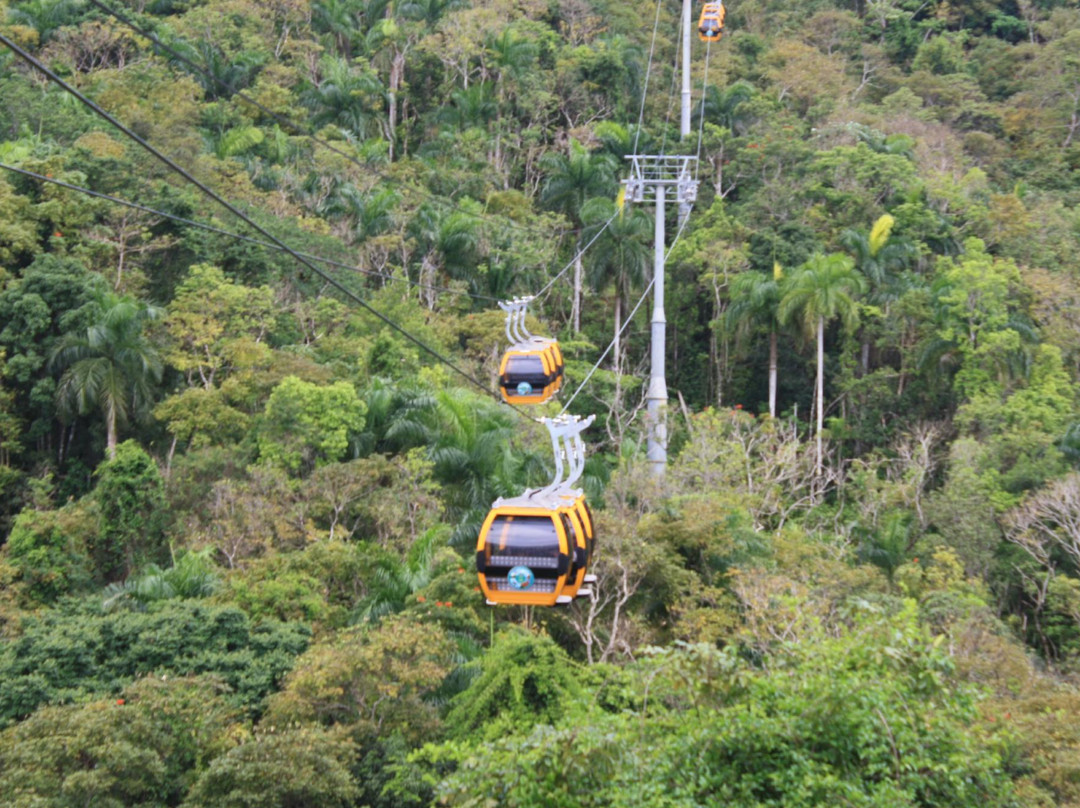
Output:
[
  {"xmin": 533, "ymin": 213, "xmax": 618, "ymax": 300},
  {"xmin": 695, "ymin": 40, "xmax": 712, "ymax": 180},
  {"xmin": 560, "ymin": 277, "xmax": 655, "ymax": 416},
  {"xmin": 658, "ymin": 28, "xmax": 682, "ymax": 157},
  {"xmin": 631, "ymin": 0, "xmax": 665, "ymax": 156},
  {"xmin": 559, "ymin": 209, "xmax": 694, "ymax": 416},
  {"xmin": 0, "ymin": 162, "xmax": 502, "ymax": 303},
  {"xmin": 0, "ymin": 32, "xmax": 531, "ymax": 420},
  {"xmin": 84, "ymin": 0, "xmax": 571, "ymax": 241}
]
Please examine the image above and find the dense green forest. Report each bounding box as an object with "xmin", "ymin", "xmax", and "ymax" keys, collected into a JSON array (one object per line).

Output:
[{"xmin": 1, "ymin": 0, "xmax": 1080, "ymax": 804}]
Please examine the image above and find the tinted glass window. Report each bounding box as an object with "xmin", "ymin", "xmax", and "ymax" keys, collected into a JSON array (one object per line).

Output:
[
  {"xmin": 505, "ymin": 355, "xmax": 547, "ymax": 378},
  {"xmin": 485, "ymin": 515, "xmax": 561, "ymax": 577}
]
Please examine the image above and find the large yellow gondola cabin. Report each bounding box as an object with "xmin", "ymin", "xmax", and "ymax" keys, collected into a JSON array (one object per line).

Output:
[
  {"xmin": 558, "ymin": 492, "xmax": 595, "ymax": 599},
  {"xmin": 698, "ymin": 1, "xmax": 725, "ymax": 42},
  {"xmin": 476, "ymin": 490, "xmax": 593, "ymax": 606}
]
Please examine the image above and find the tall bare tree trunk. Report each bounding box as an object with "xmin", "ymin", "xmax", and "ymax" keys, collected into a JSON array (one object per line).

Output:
[
  {"xmin": 768, "ymin": 331, "xmax": 777, "ymax": 417},
  {"xmin": 612, "ymin": 295, "xmax": 622, "ymax": 376},
  {"xmin": 572, "ymin": 243, "xmax": 583, "ymax": 333},
  {"xmin": 388, "ymin": 51, "xmax": 405, "ymax": 161},
  {"xmin": 107, "ymin": 405, "xmax": 118, "ymax": 460},
  {"xmin": 816, "ymin": 315, "xmax": 824, "ymax": 476}
]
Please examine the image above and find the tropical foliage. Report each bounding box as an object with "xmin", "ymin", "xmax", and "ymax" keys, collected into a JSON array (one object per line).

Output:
[{"xmin": 1, "ymin": 0, "xmax": 1079, "ymax": 804}]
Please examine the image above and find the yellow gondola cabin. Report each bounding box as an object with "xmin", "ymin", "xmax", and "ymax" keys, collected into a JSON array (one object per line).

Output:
[
  {"xmin": 499, "ymin": 339, "xmax": 564, "ymax": 405},
  {"xmin": 477, "ymin": 415, "xmax": 596, "ymax": 607},
  {"xmin": 698, "ymin": 1, "xmax": 725, "ymax": 42},
  {"xmin": 476, "ymin": 495, "xmax": 576, "ymax": 606},
  {"xmin": 497, "ymin": 297, "xmax": 564, "ymax": 406}
]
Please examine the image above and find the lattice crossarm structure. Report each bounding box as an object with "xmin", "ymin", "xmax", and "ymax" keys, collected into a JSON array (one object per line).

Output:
[{"xmin": 621, "ymin": 155, "xmax": 698, "ymax": 204}]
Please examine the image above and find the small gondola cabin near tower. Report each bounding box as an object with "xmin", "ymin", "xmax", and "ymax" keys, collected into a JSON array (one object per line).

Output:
[
  {"xmin": 499, "ymin": 340, "xmax": 564, "ymax": 405},
  {"xmin": 698, "ymin": 1, "xmax": 725, "ymax": 42},
  {"xmin": 497, "ymin": 297, "xmax": 565, "ymax": 406}
]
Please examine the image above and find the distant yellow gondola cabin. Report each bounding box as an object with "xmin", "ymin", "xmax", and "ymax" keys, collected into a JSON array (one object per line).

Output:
[
  {"xmin": 497, "ymin": 298, "xmax": 564, "ymax": 405},
  {"xmin": 698, "ymin": 1, "xmax": 725, "ymax": 42},
  {"xmin": 499, "ymin": 338, "xmax": 564, "ymax": 405}
]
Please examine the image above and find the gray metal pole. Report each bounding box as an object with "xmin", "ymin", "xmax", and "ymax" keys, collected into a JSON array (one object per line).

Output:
[
  {"xmin": 679, "ymin": 0, "xmax": 692, "ymax": 227},
  {"xmin": 647, "ymin": 186, "xmax": 668, "ymax": 475},
  {"xmin": 681, "ymin": 0, "xmax": 691, "ymax": 139}
]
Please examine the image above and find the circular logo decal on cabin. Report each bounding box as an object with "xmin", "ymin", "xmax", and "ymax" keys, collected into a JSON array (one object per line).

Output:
[
  {"xmin": 516, "ymin": 381, "xmax": 533, "ymax": 396},
  {"xmin": 507, "ymin": 565, "xmax": 535, "ymax": 590}
]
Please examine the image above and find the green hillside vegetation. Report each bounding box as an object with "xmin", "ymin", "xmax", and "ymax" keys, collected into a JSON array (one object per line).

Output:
[{"xmin": 0, "ymin": 0, "xmax": 1079, "ymax": 804}]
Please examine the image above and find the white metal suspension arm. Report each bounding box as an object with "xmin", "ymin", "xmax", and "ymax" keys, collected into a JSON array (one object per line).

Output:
[
  {"xmin": 516, "ymin": 296, "xmax": 534, "ymax": 342},
  {"xmin": 538, "ymin": 414, "xmax": 594, "ymax": 495},
  {"xmin": 498, "ymin": 300, "xmax": 518, "ymax": 345},
  {"xmin": 541, "ymin": 416, "xmax": 566, "ymax": 493},
  {"xmin": 499, "ymin": 297, "xmax": 535, "ymax": 345},
  {"xmin": 564, "ymin": 415, "xmax": 594, "ymax": 489},
  {"xmin": 514, "ymin": 306, "xmax": 527, "ymax": 343},
  {"xmin": 554, "ymin": 414, "xmax": 595, "ymax": 491},
  {"xmin": 567, "ymin": 430, "xmax": 586, "ymax": 488}
]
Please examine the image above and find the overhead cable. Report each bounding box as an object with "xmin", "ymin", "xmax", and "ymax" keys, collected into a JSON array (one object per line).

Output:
[
  {"xmin": 0, "ymin": 162, "xmax": 500, "ymax": 302},
  {"xmin": 0, "ymin": 32, "xmax": 525, "ymax": 417},
  {"xmin": 559, "ymin": 206, "xmax": 695, "ymax": 415},
  {"xmin": 532, "ymin": 213, "xmax": 618, "ymax": 300},
  {"xmin": 632, "ymin": 0, "xmax": 665, "ymax": 156},
  {"xmin": 84, "ymin": 0, "xmax": 570, "ymax": 242}
]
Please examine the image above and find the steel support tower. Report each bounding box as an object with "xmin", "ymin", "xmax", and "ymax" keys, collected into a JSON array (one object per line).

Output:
[
  {"xmin": 681, "ymin": 0, "xmax": 691, "ymax": 140},
  {"xmin": 678, "ymin": 0, "xmax": 694, "ymax": 226},
  {"xmin": 623, "ymin": 156, "xmax": 698, "ymax": 475}
]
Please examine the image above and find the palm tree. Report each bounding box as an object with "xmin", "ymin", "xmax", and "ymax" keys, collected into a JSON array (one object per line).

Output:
[
  {"xmin": 8, "ymin": 0, "xmax": 83, "ymax": 45},
  {"xmin": 164, "ymin": 38, "xmax": 265, "ymax": 101},
  {"xmin": 540, "ymin": 142, "xmax": 618, "ymax": 333},
  {"xmin": 724, "ymin": 263, "xmax": 783, "ymax": 417},
  {"xmin": 581, "ymin": 197, "xmax": 651, "ymax": 377},
  {"xmin": 352, "ymin": 527, "xmax": 442, "ymax": 623},
  {"xmin": 311, "ymin": 0, "xmax": 365, "ymax": 58},
  {"xmin": 839, "ymin": 214, "xmax": 917, "ymax": 374},
  {"xmin": 407, "ymin": 205, "xmax": 480, "ymax": 307},
  {"xmin": 355, "ymin": 377, "xmax": 439, "ymax": 456},
  {"xmin": 323, "ymin": 184, "xmax": 400, "ymax": 245},
  {"xmin": 849, "ymin": 123, "xmax": 916, "ymax": 159},
  {"xmin": 593, "ymin": 120, "xmax": 635, "ymax": 161},
  {"xmin": 102, "ymin": 548, "xmax": 219, "ymax": 612},
  {"xmin": 778, "ymin": 253, "xmax": 866, "ymax": 475},
  {"xmin": 429, "ymin": 389, "xmax": 518, "ymax": 519},
  {"xmin": 303, "ymin": 55, "xmax": 387, "ymax": 139},
  {"xmin": 397, "ymin": 0, "xmax": 465, "ymax": 25},
  {"xmin": 696, "ymin": 80, "xmax": 757, "ymax": 134},
  {"xmin": 50, "ymin": 293, "xmax": 163, "ymax": 459},
  {"xmin": 1061, "ymin": 423, "xmax": 1080, "ymax": 468},
  {"xmin": 485, "ymin": 28, "xmax": 537, "ymax": 105},
  {"xmin": 439, "ymin": 82, "xmax": 497, "ymax": 131}
]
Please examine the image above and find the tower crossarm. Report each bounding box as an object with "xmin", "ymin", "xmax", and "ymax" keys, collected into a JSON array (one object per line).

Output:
[{"xmin": 622, "ymin": 155, "xmax": 698, "ymax": 204}]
